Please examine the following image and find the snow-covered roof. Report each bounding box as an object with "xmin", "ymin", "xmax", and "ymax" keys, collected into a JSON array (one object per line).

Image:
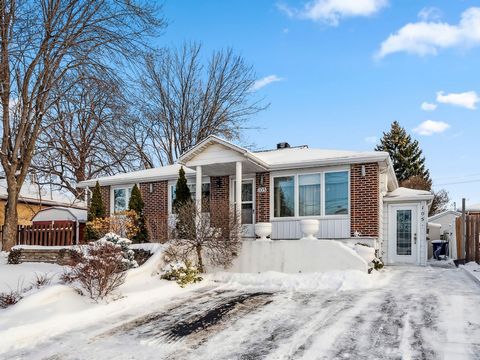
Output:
[
  {"xmin": 428, "ymin": 210, "xmax": 461, "ymax": 222},
  {"xmin": 77, "ymin": 164, "xmax": 195, "ymax": 188},
  {"xmin": 465, "ymin": 203, "xmax": 480, "ymax": 212},
  {"xmin": 78, "ymin": 136, "xmax": 396, "ymax": 188},
  {"xmin": 253, "ymin": 147, "xmax": 390, "ymax": 169},
  {"xmin": 0, "ymin": 180, "xmax": 86, "ymax": 208},
  {"xmin": 384, "ymin": 187, "xmax": 434, "ymax": 202},
  {"xmin": 32, "ymin": 206, "xmax": 88, "ymax": 222}
]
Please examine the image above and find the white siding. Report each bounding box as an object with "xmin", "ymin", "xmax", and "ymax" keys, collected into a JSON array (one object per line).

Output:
[
  {"xmin": 187, "ymin": 143, "xmax": 245, "ymax": 166},
  {"xmin": 271, "ymin": 218, "xmax": 350, "ymax": 239}
]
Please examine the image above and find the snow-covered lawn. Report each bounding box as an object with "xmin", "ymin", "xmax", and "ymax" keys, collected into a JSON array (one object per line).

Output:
[
  {"xmin": 1, "ymin": 258, "xmax": 480, "ymax": 359},
  {"xmin": 0, "ymin": 252, "xmax": 64, "ymax": 293}
]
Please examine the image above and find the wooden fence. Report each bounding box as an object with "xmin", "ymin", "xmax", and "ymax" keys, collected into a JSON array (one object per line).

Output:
[
  {"xmin": 1, "ymin": 221, "xmax": 77, "ymax": 246},
  {"xmin": 456, "ymin": 215, "xmax": 480, "ymax": 263}
]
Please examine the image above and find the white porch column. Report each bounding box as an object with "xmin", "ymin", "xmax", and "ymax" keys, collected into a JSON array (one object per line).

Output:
[
  {"xmin": 196, "ymin": 165, "xmax": 202, "ymax": 214},
  {"xmin": 235, "ymin": 161, "xmax": 242, "ymax": 221}
]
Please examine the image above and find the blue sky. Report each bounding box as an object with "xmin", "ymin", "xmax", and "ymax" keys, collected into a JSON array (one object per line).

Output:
[{"xmin": 159, "ymin": 0, "xmax": 480, "ymax": 206}]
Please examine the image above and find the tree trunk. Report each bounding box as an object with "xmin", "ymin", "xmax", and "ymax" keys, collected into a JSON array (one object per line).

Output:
[
  {"xmin": 196, "ymin": 245, "xmax": 204, "ymax": 273},
  {"xmin": 2, "ymin": 187, "xmax": 19, "ymax": 251}
]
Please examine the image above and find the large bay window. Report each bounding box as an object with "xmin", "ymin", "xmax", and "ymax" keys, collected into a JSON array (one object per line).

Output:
[
  {"xmin": 273, "ymin": 170, "xmax": 349, "ymax": 218},
  {"xmin": 113, "ymin": 186, "xmax": 133, "ymax": 214}
]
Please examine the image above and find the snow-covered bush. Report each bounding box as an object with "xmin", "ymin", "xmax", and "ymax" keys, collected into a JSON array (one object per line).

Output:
[
  {"xmin": 63, "ymin": 241, "xmax": 128, "ymax": 301},
  {"xmin": 101, "ymin": 233, "xmax": 138, "ymax": 270},
  {"xmin": 132, "ymin": 248, "xmax": 153, "ymax": 266},
  {"xmin": 0, "ymin": 290, "xmax": 22, "ymax": 308},
  {"xmin": 7, "ymin": 249, "xmax": 21, "ymax": 264},
  {"xmin": 86, "ymin": 211, "xmax": 139, "ymax": 241},
  {"xmin": 161, "ymin": 261, "xmax": 203, "ymax": 288}
]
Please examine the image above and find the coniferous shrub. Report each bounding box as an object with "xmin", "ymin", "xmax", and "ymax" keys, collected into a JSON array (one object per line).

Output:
[
  {"xmin": 85, "ymin": 181, "xmax": 106, "ymax": 241},
  {"xmin": 128, "ymin": 184, "xmax": 149, "ymax": 243},
  {"xmin": 173, "ymin": 167, "xmax": 191, "ymax": 212}
]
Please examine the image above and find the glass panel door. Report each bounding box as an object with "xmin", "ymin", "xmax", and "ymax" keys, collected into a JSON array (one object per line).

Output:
[
  {"xmin": 396, "ymin": 209, "xmax": 412, "ymax": 255},
  {"xmin": 234, "ymin": 180, "xmax": 254, "ymax": 225}
]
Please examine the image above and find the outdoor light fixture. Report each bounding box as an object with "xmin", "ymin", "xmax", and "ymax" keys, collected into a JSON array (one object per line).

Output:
[
  {"xmin": 260, "ymin": 174, "xmax": 265, "ymax": 186},
  {"xmin": 149, "ymin": 183, "xmax": 154, "ymax": 193},
  {"xmin": 361, "ymin": 165, "xmax": 366, "ymax": 177},
  {"xmin": 216, "ymin": 177, "xmax": 222, "ymax": 188}
]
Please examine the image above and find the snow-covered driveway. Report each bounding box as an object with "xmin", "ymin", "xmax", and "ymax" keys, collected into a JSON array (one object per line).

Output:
[{"xmin": 4, "ymin": 266, "xmax": 480, "ymax": 360}]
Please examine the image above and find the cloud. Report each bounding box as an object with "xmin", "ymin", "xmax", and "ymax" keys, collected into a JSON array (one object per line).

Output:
[
  {"xmin": 278, "ymin": 0, "xmax": 388, "ymax": 26},
  {"xmin": 413, "ymin": 120, "xmax": 450, "ymax": 136},
  {"xmin": 436, "ymin": 91, "xmax": 479, "ymax": 110},
  {"xmin": 421, "ymin": 102, "xmax": 437, "ymax": 111},
  {"xmin": 418, "ymin": 7, "xmax": 442, "ymax": 22},
  {"xmin": 251, "ymin": 75, "xmax": 283, "ymax": 91},
  {"xmin": 364, "ymin": 136, "xmax": 378, "ymax": 144},
  {"xmin": 377, "ymin": 7, "xmax": 480, "ymax": 58}
]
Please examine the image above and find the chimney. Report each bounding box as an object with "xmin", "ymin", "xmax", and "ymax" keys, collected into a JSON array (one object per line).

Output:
[{"xmin": 276, "ymin": 142, "xmax": 291, "ymax": 149}]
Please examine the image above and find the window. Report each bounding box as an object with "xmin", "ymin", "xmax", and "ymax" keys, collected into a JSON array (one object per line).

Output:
[
  {"xmin": 273, "ymin": 176, "xmax": 295, "ymax": 217},
  {"xmin": 325, "ymin": 171, "xmax": 349, "ymax": 215},
  {"xmin": 113, "ymin": 187, "xmax": 132, "ymax": 214},
  {"xmin": 299, "ymin": 174, "xmax": 321, "ymax": 216},
  {"xmin": 170, "ymin": 183, "xmax": 210, "ymax": 212}
]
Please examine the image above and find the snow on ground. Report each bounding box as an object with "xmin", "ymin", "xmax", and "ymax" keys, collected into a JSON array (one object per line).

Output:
[
  {"xmin": 0, "ymin": 252, "xmax": 64, "ymax": 293},
  {"xmin": 0, "ymin": 262, "xmax": 479, "ymax": 359},
  {"xmin": 462, "ymin": 261, "xmax": 480, "ymax": 284}
]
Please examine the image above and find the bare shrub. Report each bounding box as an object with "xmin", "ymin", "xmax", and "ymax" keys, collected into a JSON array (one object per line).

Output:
[
  {"xmin": 31, "ymin": 273, "xmax": 53, "ymax": 289},
  {"xmin": 64, "ymin": 242, "xmax": 127, "ymax": 301},
  {"xmin": 0, "ymin": 291, "xmax": 22, "ymax": 309},
  {"xmin": 166, "ymin": 201, "xmax": 242, "ymax": 273},
  {"xmin": 86, "ymin": 211, "xmax": 139, "ymax": 240}
]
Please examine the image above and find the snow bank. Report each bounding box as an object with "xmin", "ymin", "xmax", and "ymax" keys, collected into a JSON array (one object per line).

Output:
[
  {"xmin": 219, "ymin": 239, "xmax": 368, "ymax": 274},
  {"xmin": 211, "ymin": 270, "xmax": 386, "ymax": 292},
  {"xmin": 461, "ymin": 262, "xmax": 480, "ymax": 285},
  {"xmin": 130, "ymin": 242, "xmax": 165, "ymax": 253}
]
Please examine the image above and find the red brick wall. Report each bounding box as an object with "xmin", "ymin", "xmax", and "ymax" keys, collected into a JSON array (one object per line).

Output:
[
  {"xmin": 210, "ymin": 176, "xmax": 229, "ymax": 227},
  {"xmin": 99, "ymin": 186, "xmax": 111, "ymax": 217},
  {"xmin": 140, "ymin": 181, "xmax": 169, "ymax": 242},
  {"xmin": 350, "ymin": 163, "xmax": 379, "ymax": 237},
  {"xmin": 255, "ymin": 172, "xmax": 270, "ymax": 223}
]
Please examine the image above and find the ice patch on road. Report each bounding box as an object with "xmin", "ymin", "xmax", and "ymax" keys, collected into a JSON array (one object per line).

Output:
[{"xmin": 210, "ymin": 269, "xmax": 390, "ymax": 292}]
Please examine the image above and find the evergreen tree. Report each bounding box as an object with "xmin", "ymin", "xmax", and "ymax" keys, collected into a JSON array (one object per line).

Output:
[
  {"xmin": 128, "ymin": 184, "xmax": 149, "ymax": 243},
  {"xmin": 375, "ymin": 121, "xmax": 431, "ymax": 183},
  {"xmin": 88, "ymin": 181, "xmax": 105, "ymax": 221},
  {"xmin": 85, "ymin": 181, "xmax": 106, "ymax": 241},
  {"xmin": 173, "ymin": 166, "xmax": 192, "ymax": 211}
]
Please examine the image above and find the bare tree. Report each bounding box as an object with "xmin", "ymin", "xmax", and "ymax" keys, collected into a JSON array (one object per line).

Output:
[
  {"xmin": 130, "ymin": 43, "xmax": 267, "ymax": 167},
  {"xmin": 400, "ymin": 176, "xmax": 450, "ymax": 216},
  {"xmin": 166, "ymin": 201, "xmax": 242, "ymax": 273},
  {"xmin": 0, "ymin": 0, "xmax": 164, "ymax": 250},
  {"xmin": 33, "ymin": 72, "xmax": 140, "ymax": 196}
]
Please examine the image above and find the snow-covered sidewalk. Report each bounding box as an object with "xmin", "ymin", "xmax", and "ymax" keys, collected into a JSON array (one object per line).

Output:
[{"xmin": 1, "ymin": 264, "xmax": 480, "ymax": 359}]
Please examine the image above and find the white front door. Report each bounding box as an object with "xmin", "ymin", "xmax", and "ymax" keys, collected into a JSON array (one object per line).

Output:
[
  {"xmin": 391, "ymin": 205, "xmax": 417, "ymax": 264},
  {"xmin": 232, "ymin": 179, "xmax": 255, "ymax": 237}
]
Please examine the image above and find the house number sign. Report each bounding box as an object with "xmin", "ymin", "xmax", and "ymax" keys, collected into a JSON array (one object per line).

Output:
[{"xmin": 257, "ymin": 186, "xmax": 267, "ymax": 193}]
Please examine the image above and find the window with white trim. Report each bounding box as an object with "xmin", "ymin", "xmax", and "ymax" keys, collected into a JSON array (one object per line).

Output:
[
  {"xmin": 170, "ymin": 183, "xmax": 211, "ymax": 213},
  {"xmin": 272, "ymin": 170, "xmax": 349, "ymax": 218},
  {"xmin": 113, "ymin": 186, "xmax": 133, "ymax": 214},
  {"xmin": 273, "ymin": 176, "xmax": 295, "ymax": 217},
  {"xmin": 299, "ymin": 174, "xmax": 321, "ymax": 216},
  {"xmin": 325, "ymin": 171, "xmax": 349, "ymax": 215}
]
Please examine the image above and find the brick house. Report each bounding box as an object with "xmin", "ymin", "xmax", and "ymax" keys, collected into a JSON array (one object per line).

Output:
[{"xmin": 77, "ymin": 135, "xmax": 433, "ymax": 266}]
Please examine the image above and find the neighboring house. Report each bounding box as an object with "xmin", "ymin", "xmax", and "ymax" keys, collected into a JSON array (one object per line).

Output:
[
  {"xmin": 428, "ymin": 210, "xmax": 461, "ymax": 260},
  {"xmin": 77, "ymin": 135, "xmax": 434, "ymax": 266},
  {"xmin": 464, "ymin": 203, "xmax": 480, "ymax": 216},
  {"xmin": 0, "ymin": 179, "xmax": 86, "ymax": 226}
]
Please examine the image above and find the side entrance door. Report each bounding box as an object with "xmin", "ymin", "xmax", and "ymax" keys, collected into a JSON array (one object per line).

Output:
[
  {"xmin": 391, "ymin": 205, "xmax": 417, "ymax": 264},
  {"xmin": 232, "ymin": 179, "xmax": 255, "ymax": 238}
]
